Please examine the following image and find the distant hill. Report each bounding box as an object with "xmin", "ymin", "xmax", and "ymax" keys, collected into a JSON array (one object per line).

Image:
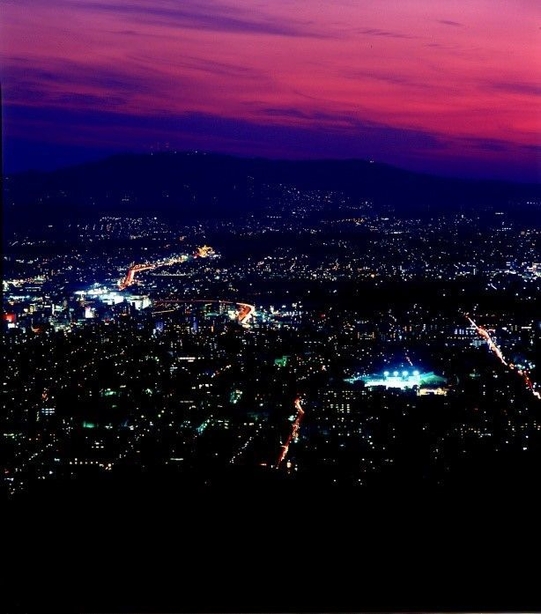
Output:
[{"xmin": 4, "ymin": 151, "xmax": 541, "ymax": 227}]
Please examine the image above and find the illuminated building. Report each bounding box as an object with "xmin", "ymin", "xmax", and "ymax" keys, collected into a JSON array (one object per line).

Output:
[
  {"xmin": 345, "ymin": 369, "xmax": 447, "ymax": 391},
  {"xmin": 195, "ymin": 245, "xmax": 215, "ymax": 258}
]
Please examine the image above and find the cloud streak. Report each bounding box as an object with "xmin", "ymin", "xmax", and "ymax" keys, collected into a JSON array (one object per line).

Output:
[
  {"xmin": 438, "ymin": 20, "xmax": 463, "ymax": 27},
  {"xmin": 488, "ymin": 81, "xmax": 541, "ymax": 97},
  {"xmin": 356, "ymin": 27, "xmax": 420, "ymax": 39},
  {"xmin": 76, "ymin": 0, "xmax": 330, "ymax": 38}
]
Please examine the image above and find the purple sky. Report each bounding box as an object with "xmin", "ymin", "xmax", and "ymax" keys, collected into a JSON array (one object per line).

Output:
[{"xmin": 2, "ymin": 0, "xmax": 540, "ymax": 181}]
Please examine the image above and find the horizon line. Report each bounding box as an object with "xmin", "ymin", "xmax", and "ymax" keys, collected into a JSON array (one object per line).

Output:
[{"xmin": 5, "ymin": 148, "xmax": 541, "ymax": 186}]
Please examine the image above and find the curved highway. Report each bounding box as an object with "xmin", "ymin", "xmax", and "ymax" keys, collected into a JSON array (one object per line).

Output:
[
  {"xmin": 118, "ymin": 249, "xmax": 255, "ymax": 325},
  {"xmin": 151, "ymin": 298, "xmax": 255, "ymax": 325},
  {"xmin": 118, "ymin": 255, "xmax": 190, "ymax": 290}
]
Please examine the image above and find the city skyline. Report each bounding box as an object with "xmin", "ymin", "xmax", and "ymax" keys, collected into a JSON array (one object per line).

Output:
[{"xmin": 2, "ymin": 0, "xmax": 540, "ymax": 182}]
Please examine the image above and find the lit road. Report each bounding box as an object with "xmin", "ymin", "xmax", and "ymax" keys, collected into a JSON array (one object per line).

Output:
[
  {"xmin": 466, "ymin": 315, "xmax": 507, "ymax": 366},
  {"xmin": 276, "ymin": 397, "xmax": 305, "ymax": 468},
  {"xmin": 118, "ymin": 263, "xmax": 156, "ymax": 290},
  {"xmin": 118, "ymin": 246, "xmax": 215, "ymax": 290},
  {"xmin": 230, "ymin": 421, "xmax": 265, "ymax": 465},
  {"xmin": 5, "ymin": 439, "xmax": 59, "ymax": 497},
  {"xmin": 118, "ymin": 246, "xmax": 255, "ymax": 325},
  {"xmin": 152, "ymin": 298, "xmax": 256, "ymax": 326},
  {"xmin": 466, "ymin": 314, "xmax": 541, "ymax": 400},
  {"xmin": 118, "ymin": 254, "xmax": 191, "ymax": 290}
]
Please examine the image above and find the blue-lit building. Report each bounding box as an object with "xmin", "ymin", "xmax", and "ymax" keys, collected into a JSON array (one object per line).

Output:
[{"xmin": 345, "ymin": 369, "xmax": 447, "ymax": 392}]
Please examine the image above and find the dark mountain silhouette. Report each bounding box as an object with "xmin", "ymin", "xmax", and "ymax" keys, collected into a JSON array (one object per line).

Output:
[{"xmin": 4, "ymin": 151, "xmax": 541, "ymax": 228}]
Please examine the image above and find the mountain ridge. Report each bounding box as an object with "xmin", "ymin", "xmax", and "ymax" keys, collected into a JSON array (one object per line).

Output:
[{"xmin": 4, "ymin": 151, "xmax": 541, "ymax": 226}]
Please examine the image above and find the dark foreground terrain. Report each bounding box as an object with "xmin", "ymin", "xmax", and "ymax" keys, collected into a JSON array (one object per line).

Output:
[{"xmin": 4, "ymin": 463, "xmax": 541, "ymax": 613}]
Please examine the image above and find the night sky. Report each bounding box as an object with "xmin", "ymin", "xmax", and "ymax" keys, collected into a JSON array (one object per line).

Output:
[{"xmin": 2, "ymin": 0, "xmax": 540, "ymax": 181}]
